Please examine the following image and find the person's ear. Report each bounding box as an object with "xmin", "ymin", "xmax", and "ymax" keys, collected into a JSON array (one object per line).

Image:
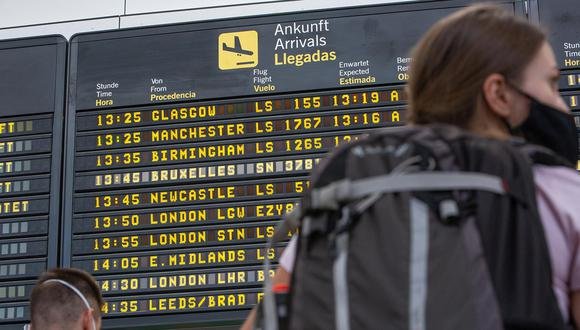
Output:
[
  {"xmin": 95, "ymin": 315, "xmax": 102, "ymax": 330},
  {"xmin": 82, "ymin": 308, "xmax": 94, "ymax": 330},
  {"xmin": 481, "ymin": 73, "xmax": 513, "ymax": 121}
]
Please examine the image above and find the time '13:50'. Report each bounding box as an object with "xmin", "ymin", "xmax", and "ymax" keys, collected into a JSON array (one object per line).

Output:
[{"xmin": 94, "ymin": 215, "xmax": 140, "ymax": 229}]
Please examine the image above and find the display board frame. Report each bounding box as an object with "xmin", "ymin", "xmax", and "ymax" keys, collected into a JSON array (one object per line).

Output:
[{"xmin": 0, "ymin": 34, "xmax": 66, "ymax": 329}]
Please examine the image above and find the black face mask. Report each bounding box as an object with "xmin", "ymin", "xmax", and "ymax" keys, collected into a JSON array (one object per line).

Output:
[{"xmin": 509, "ymin": 85, "xmax": 578, "ymax": 165}]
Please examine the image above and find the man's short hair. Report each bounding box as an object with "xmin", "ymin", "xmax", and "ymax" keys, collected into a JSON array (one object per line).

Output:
[{"xmin": 30, "ymin": 268, "xmax": 104, "ymax": 328}]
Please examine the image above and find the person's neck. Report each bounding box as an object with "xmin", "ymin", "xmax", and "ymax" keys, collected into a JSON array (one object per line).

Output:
[
  {"xmin": 469, "ymin": 123, "xmax": 510, "ymax": 140},
  {"xmin": 467, "ymin": 107, "xmax": 511, "ymax": 140}
]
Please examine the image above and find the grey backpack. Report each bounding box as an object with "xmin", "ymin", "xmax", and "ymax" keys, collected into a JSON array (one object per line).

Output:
[{"xmin": 262, "ymin": 125, "xmax": 566, "ymax": 330}]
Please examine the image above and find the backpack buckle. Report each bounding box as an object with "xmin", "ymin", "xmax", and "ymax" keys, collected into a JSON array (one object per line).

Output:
[{"xmin": 439, "ymin": 199, "xmax": 460, "ymax": 224}]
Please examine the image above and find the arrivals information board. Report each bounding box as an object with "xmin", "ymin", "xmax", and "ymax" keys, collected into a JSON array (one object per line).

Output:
[
  {"xmin": 5, "ymin": 0, "xmax": 579, "ymax": 329},
  {"xmin": 64, "ymin": 1, "xmax": 523, "ymax": 328}
]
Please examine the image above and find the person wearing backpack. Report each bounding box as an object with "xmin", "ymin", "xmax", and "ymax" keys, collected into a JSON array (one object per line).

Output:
[
  {"xmin": 405, "ymin": 4, "xmax": 580, "ymax": 327},
  {"xmin": 243, "ymin": 4, "xmax": 580, "ymax": 330}
]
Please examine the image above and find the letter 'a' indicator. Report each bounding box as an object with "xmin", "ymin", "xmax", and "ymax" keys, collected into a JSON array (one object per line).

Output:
[{"xmin": 218, "ymin": 31, "xmax": 258, "ymax": 70}]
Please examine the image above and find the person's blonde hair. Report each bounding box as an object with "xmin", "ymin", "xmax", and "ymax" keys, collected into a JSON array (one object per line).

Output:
[{"xmin": 407, "ymin": 4, "xmax": 546, "ymax": 127}]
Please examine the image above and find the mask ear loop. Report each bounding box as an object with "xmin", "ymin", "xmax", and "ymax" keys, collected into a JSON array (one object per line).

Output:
[
  {"xmin": 505, "ymin": 80, "xmax": 531, "ymax": 99},
  {"xmin": 42, "ymin": 279, "xmax": 97, "ymax": 330},
  {"xmin": 501, "ymin": 80, "xmax": 533, "ymax": 135}
]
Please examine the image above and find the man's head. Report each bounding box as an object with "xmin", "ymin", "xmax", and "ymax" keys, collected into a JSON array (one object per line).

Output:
[{"xmin": 28, "ymin": 268, "xmax": 104, "ymax": 330}]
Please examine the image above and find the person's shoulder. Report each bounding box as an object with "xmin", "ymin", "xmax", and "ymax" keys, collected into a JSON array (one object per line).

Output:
[
  {"xmin": 533, "ymin": 165, "xmax": 580, "ymax": 214},
  {"xmin": 534, "ymin": 165, "xmax": 580, "ymax": 190}
]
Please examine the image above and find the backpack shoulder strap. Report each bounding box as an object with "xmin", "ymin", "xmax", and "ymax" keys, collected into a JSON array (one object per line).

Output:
[
  {"xmin": 511, "ymin": 138, "xmax": 574, "ymax": 168},
  {"xmin": 307, "ymin": 171, "xmax": 506, "ymax": 211}
]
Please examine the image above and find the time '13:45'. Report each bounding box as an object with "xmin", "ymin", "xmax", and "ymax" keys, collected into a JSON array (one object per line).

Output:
[{"xmin": 95, "ymin": 194, "xmax": 139, "ymax": 208}]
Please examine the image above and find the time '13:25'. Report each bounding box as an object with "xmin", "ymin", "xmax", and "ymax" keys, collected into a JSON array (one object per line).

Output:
[
  {"xmin": 97, "ymin": 112, "xmax": 142, "ymax": 127},
  {"xmin": 96, "ymin": 132, "xmax": 141, "ymax": 146}
]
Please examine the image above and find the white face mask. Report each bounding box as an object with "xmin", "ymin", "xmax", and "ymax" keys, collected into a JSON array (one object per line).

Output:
[{"xmin": 24, "ymin": 279, "xmax": 97, "ymax": 330}]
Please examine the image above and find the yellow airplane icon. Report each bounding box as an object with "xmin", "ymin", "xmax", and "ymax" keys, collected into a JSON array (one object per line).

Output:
[
  {"xmin": 219, "ymin": 31, "xmax": 258, "ymax": 70},
  {"xmin": 223, "ymin": 36, "xmax": 254, "ymax": 57}
]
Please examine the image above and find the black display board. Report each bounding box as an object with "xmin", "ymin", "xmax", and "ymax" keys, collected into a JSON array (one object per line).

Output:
[
  {"xmin": 0, "ymin": 35, "xmax": 66, "ymax": 328},
  {"xmin": 64, "ymin": 1, "xmax": 525, "ymax": 328},
  {"xmin": 537, "ymin": 0, "xmax": 580, "ymax": 169}
]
